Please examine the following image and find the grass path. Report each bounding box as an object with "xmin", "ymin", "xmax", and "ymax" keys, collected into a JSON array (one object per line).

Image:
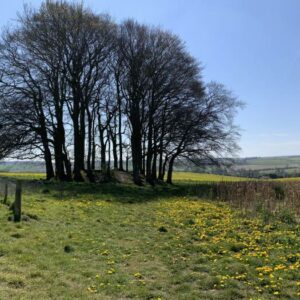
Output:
[{"xmin": 0, "ymin": 182, "xmax": 299, "ymax": 299}]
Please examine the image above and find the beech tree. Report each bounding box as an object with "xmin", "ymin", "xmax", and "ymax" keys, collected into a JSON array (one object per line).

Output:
[{"xmin": 0, "ymin": 1, "xmax": 242, "ymax": 184}]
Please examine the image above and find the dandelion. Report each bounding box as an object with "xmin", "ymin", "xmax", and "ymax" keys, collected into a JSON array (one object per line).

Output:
[
  {"xmin": 107, "ymin": 268, "xmax": 115, "ymax": 274},
  {"xmin": 274, "ymin": 264, "xmax": 286, "ymax": 271},
  {"xmin": 87, "ymin": 286, "xmax": 97, "ymax": 293},
  {"xmin": 101, "ymin": 250, "xmax": 109, "ymax": 256},
  {"xmin": 134, "ymin": 272, "xmax": 143, "ymax": 279}
]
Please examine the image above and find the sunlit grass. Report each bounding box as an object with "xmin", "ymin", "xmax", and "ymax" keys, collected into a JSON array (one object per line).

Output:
[
  {"xmin": 0, "ymin": 182, "xmax": 299, "ymax": 299},
  {"xmin": 275, "ymin": 177, "xmax": 300, "ymax": 181},
  {"xmin": 0, "ymin": 171, "xmax": 250, "ymax": 183},
  {"xmin": 0, "ymin": 172, "xmax": 45, "ymax": 180}
]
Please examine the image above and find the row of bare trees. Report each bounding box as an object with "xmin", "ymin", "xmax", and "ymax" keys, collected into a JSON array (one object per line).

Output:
[{"xmin": 0, "ymin": 1, "xmax": 243, "ymax": 184}]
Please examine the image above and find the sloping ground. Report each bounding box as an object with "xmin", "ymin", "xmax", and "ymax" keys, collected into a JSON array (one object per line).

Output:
[{"xmin": 0, "ymin": 182, "xmax": 299, "ymax": 299}]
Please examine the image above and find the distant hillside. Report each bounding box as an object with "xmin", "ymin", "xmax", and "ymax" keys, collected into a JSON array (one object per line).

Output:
[
  {"xmin": 0, "ymin": 161, "xmax": 45, "ymax": 173},
  {"xmin": 231, "ymin": 156, "xmax": 300, "ymax": 178},
  {"xmin": 2, "ymin": 156, "xmax": 300, "ymax": 179},
  {"xmin": 235, "ymin": 155, "xmax": 300, "ymax": 169},
  {"xmin": 174, "ymin": 156, "xmax": 300, "ymax": 178}
]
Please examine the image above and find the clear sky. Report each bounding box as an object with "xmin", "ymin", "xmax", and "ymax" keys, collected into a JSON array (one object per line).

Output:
[{"xmin": 1, "ymin": 0, "xmax": 300, "ymax": 158}]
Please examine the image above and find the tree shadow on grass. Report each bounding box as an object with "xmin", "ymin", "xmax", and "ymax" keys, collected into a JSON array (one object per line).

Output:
[
  {"xmin": 0, "ymin": 176, "xmax": 216, "ymax": 204},
  {"xmin": 47, "ymin": 182, "xmax": 187, "ymax": 203}
]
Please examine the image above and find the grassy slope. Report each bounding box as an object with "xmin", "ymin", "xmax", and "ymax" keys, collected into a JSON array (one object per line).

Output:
[{"xmin": 0, "ymin": 174, "xmax": 299, "ymax": 299}]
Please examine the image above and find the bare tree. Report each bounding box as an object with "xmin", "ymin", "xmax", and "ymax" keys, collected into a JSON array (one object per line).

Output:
[{"xmin": 0, "ymin": 1, "xmax": 243, "ymax": 186}]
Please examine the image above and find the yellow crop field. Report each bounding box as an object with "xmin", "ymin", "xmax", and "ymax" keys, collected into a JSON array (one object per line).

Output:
[{"xmin": 172, "ymin": 172, "xmax": 250, "ymax": 182}]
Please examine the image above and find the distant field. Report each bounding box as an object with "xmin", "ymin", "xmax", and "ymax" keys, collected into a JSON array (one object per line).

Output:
[
  {"xmin": 0, "ymin": 171, "xmax": 249, "ymax": 183},
  {"xmin": 234, "ymin": 156, "xmax": 300, "ymax": 176},
  {"xmin": 172, "ymin": 172, "xmax": 250, "ymax": 182},
  {"xmin": 174, "ymin": 171, "xmax": 300, "ymax": 182},
  {"xmin": 237, "ymin": 156, "xmax": 300, "ymax": 166},
  {"xmin": 275, "ymin": 177, "xmax": 300, "ymax": 181},
  {"xmin": 0, "ymin": 171, "xmax": 300, "ymax": 184},
  {"xmin": 0, "ymin": 172, "xmax": 45, "ymax": 181}
]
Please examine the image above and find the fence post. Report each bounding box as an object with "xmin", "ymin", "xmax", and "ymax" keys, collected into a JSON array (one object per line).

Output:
[
  {"xmin": 14, "ymin": 181, "xmax": 22, "ymax": 222},
  {"xmin": 3, "ymin": 183, "xmax": 8, "ymax": 205}
]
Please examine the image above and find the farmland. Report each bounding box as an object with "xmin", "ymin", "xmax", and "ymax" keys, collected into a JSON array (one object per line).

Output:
[
  {"xmin": 0, "ymin": 172, "xmax": 299, "ymax": 299},
  {"xmin": 0, "ymin": 1, "xmax": 299, "ymax": 300}
]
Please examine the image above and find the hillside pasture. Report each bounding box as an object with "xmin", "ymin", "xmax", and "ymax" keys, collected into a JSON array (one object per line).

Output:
[{"xmin": 0, "ymin": 179, "xmax": 299, "ymax": 299}]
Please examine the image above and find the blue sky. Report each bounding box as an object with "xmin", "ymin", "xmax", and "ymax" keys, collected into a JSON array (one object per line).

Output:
[{"xmin": 1, "ymin": 0, "xmax": 300, "ymax": 157}]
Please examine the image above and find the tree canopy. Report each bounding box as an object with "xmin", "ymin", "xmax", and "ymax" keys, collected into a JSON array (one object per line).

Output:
[{"xmin": 0, "ymin": 1, "xmax": 243, "ymax": 184}]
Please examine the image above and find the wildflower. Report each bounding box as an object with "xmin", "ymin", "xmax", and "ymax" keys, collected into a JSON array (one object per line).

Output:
[
  {"xmin": 87, "ymin": 286, "xmax": 97, "ymax": 293},
  {"xmin": 256, "ymin": 266, "xmax": 273, "ymax": 273},
  {"xmin": 107, "ymin": 260, "xmax": 115, "ymax": 265},
  {"xmin": 134, "ymin": 272, "xmax": 143, "ymax": 279},
  {"xmin": 107, "ymin": 268, "xmax": 115, "ymax": 274},
  {"xmin": 274, "ymin": 264, "xmax": 285, "ymax": 271},
  {"xmin": 101, "ymin": 250, "xmax": 109, "ymax": 256}
]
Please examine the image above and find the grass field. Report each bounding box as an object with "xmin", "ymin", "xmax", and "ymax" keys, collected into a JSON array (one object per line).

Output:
[
  {"xmin": 0, "ymin": 171, "xmax": 299, "ymax": 183},
  {"xmin": 0, "ymin": 172, "xmax": 46, "ymax": 180},
  {"xmin": 172, "ymin": 172, "xmax": 249, "ymax": 182},
  {"xmin": 0, "ymin": 173, "xmax": 299, "ymax": 299},
  {"xmin": 0, "ymin": 172, "xmax": 246, "ymax": 182}
]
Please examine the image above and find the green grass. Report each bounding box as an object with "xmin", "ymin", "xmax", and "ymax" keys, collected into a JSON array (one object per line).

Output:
[{"xmin": 0, "ymin": 174, "xmax": 299, "ymax": 299}]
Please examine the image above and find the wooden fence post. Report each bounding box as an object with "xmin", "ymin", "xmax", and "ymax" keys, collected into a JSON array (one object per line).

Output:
[
  {"xmin": 14, "ymin": 181, "xmax": 22, "ymax": 222},
  {"xmin": 3, "ymin": 183, "xmax": 8, "ymax": 205}
]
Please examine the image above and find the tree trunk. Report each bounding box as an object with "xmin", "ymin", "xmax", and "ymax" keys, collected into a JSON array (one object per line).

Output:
[
  {"xmin": 130, "ymin": 104, "xmax": 143, "ymax": 185},
  {"xmin": 72, "ymin": 86, "xmax": 85, "ymax": 181},
  {"xmin": 131, "ymin": 131, "xmax": 142, "ymax": 185},
  {"xmin": 63, "ymin": 145, "xmax": 72, "ymax": 181},
  {"xmin": 53, "ymin": 126, "xmax": 66, "ymax": 181},
  {"xmin": 166, "ymin": 156, "xmax": 176, "ymax": 184},
  {"xmin": 151, "ymin": 150, "xmax": 157, "ymax": 183},
  {"xmin": 43, "ymin": 144, "xmax": 54, "ymax": 180},
  {"xmin": 161, "ymin": 157, "xmax": 168, "ymax": 181},
  {"xmin": 86, "ymin": 110, "xmax": 93, "ymax": 171},
  {"xmin": 158, "ymin": 150, "xmax": 164, "ymax": 181},
  {"xmin": 116, "ymin": 77, "xmax": 124, "ymax": 171},
  {"xmin": 91, "ymin": 139, "xmax": 96, "ymax": 170},
  {"xmin": 146, "ymin": 117, "xmax": 153, "ymax": 184},
  {"xmin": 99, "ymin": 129, "xmax": 106, "ymax": 172},
  {"xmin": 13, "ymin": 181, "xmax": 22, "ymax": 222},
  {"xmin": 126, "ymin": 156, "xmax": 129, "ymax": 172}
]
